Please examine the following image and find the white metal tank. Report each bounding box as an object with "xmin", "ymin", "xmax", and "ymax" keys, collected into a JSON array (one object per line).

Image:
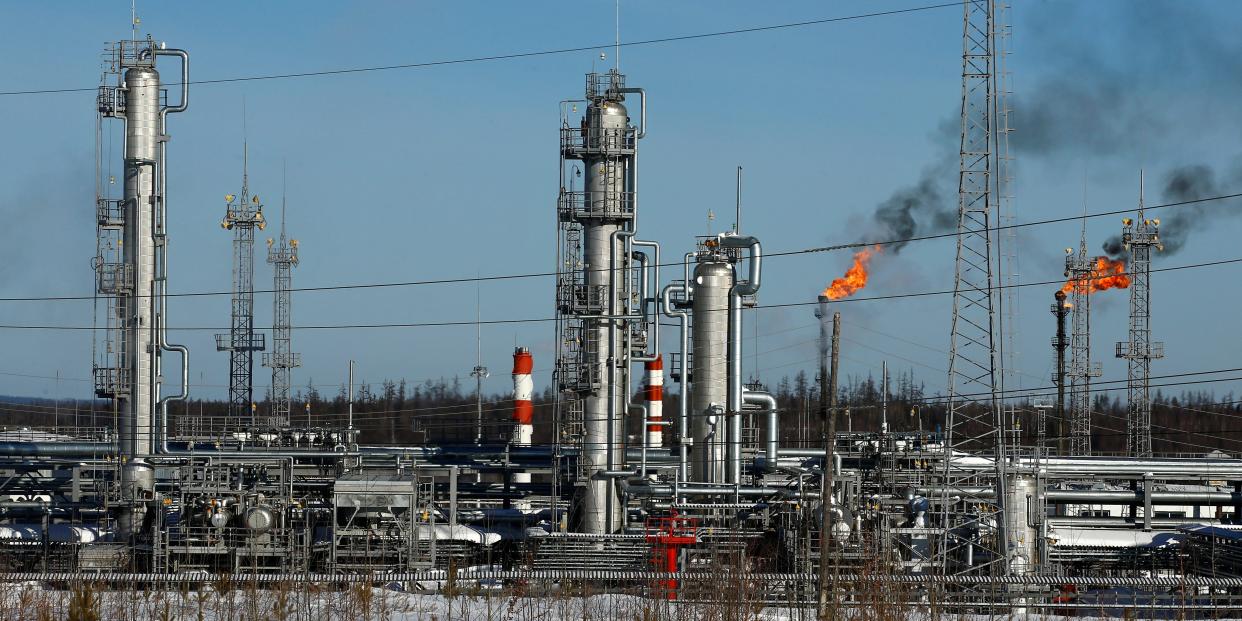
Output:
[{"xmin": 691, "ymin": 255, "xmax": 733, "ymax": 483}]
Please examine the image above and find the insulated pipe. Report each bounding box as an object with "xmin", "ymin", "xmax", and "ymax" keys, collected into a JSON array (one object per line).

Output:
[
  {"xmin": 618, "ymin": 87, "xmax": 646, "ymax": 139},
  {"xmin": 661, "ymin": 283, "xmax": 690, "ymax": 484},
  {"xmin": 718, "ymin": 234, "xmax": 761, "ymax": 485},
  {"xmin": 152, "ymin": 47, "xmax": 191, "ymax": 456},
  {"xmin": 1044, "ymin": 490, "xmax": 1242, "ymax": 505},
  {"xmin": 744, "ymin": 390, "xmax": 779, "ymax": 472},
  {"xmin": 951, "ymin": 455, "xmax": 1242, "ymax": 477},
  {"xmin": 631, "ymin": 239, "xmax": 660, "ymax": 361}
]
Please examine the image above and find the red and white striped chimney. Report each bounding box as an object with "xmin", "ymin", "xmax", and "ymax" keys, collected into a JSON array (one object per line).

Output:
[
  {"xmin": 645, "ymin": 355, "xmax": 664, "ymax": 448},
  {"xmin": 512, "ymin": 347, "xmax": 534, "ymax": 447},
  {"xmin": 512, "ymin": 347, "xmax": 534, "ymax": 508}
]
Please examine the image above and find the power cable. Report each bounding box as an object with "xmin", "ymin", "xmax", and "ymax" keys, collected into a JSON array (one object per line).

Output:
[
  {"xmin": 0, "ymin": 3, "xmax": 962, "ymax": 97},
  {"xmin": 0, "ymin": 191, "xmax": 1238, "ymax": 303},
  {"xmin": 1, "ymin": 254, "xmax": 1237, "ymax": 331}
]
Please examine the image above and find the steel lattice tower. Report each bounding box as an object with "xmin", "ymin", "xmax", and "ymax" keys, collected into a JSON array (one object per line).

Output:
[
  {"xmin": 939, "ymin": 0, "xmax": 1011, "ymax": 578},
  {"xmin": 262, "ymin": 195, "xmax": 299, "ymax": 429},
  {"xmin": 1116, "ymin": 175, "xmax": 1163, "ymax": 457},
  {"xmin": 215, "ymin": 145, "xmax": 266, "ymax": 421},
  {"xmin": 1066, "ymin": 226, "xmax": 1101, "ymax": 456}
]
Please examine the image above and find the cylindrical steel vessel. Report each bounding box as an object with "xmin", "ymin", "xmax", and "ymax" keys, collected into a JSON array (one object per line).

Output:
[
  {"xmin": 578, "ymin": 97, "xmax": 629, "ymax": 534},
  {"xmin": 691, "ymin": 256, "xmax": 732, "ymax": 483},
  {"xmin": 120, "ymin": 65, "xmax": 161, "ymax": 501}
]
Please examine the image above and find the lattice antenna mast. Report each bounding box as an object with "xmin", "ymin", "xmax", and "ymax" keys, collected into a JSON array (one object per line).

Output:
[
  {"xmin": 1117, "ymin": 172, "xmax": 1163, "ymax": 457},
  {"xmin": 940, "ymin": 0, "xmax": 1010, "ymax": 579},
  {"xmin": 216, "ymin": 127, "xmax": 266, "ymax": 422},
  {"xmin": 1066, "ymin": 215, "xmax": 1100, "ymax": 455},
  {"xmin": 263, "ymin": 163, "xmax": 300, "ymax": 428}
]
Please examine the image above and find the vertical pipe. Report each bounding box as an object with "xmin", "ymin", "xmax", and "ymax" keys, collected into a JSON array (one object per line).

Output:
[
  {"xmin": 347, "ymin": 360, "xmax": 355, "ymax": 437},
  {"xmin": 718, "ymin": 234, "xmax": 762, "ymax": 485},
  {"xmin": 1053, "ymin": 290, "xmax": 1069, "ymax": 456},
  {"xmin": 661, "ymin": 283, "xmax": 690, "ymax": 485},
  {"xmin": 881, "ymin": 360, "xmax": 889, "ymax": 436}
]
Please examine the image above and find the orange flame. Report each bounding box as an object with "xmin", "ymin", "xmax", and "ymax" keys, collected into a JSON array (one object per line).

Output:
[
  {"xmin": 1061, "ymin": 256, "xmax": 1131, "ymax": 295},
  {"xmin": 822, "ymin": 246, "xmax": 881, "ymax": 300}
]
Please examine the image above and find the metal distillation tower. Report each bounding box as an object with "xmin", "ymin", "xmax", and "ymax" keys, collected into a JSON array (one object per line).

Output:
[
  {"xmin": 263, "ymin": 198, "xmax": 300, "ymax": 429},
  {"xmin": 555, "ymin": 69, "xmax": 648, "ymax": 534},
  {"xmin": 93, "ymin": 36, "xmax": 191, "ymax": 532},
  {"xmin": 1066, "ymin": 227, "xmax": 1101, "ymax": 456},
  {"xmin": 940, "ymin": 0, "xmax": 1012, "ymax": 577},
  {"xmin": 1116, "ymin": 176, "xmax": 1163, "ymax": 458},
  {"xmin": 215, "ymin": 147, "xmax": 266, "ymax": 421}
]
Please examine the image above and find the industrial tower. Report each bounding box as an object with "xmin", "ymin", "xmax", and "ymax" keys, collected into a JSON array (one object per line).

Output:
[
  {"xmin": 1116, "ymin": 176, "xmax": 1163, "ymax": 457},
  {"xmin": 215, "ymin": 146, "xmax": 266, "ymax": 421},
  {"xmin": 939, "ymin": 0, "xmax": 1012, "ymax": 577},
  {"xmin": 1066, "ymin": 226, "xmax": 1101, "ymax": 456},
  {"xmin": 92, "ymin": 36, "xmax": 191, "ymax": 535},
  {"xmin": 554, "ymin": 68, "xmax": 650, "ymax": 533},
  {"xmin": 262, "ymin": 196, "xmax": 300, "ymax": 429}
]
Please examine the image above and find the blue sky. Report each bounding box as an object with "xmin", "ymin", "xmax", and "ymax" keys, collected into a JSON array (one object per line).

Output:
[{"xmin": 0, "ymin": 1, "xmax": 1239, "ymax": 414}]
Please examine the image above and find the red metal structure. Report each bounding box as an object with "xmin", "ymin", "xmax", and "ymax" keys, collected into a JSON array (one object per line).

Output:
[{"xmin": 645, "ymin": 513, "xmax": 698, "ymax": 600}]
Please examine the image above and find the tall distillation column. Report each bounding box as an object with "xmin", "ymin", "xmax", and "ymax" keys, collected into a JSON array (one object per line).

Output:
[
  {"xmin": 1116, "ymin": 177, "xmax": 1163, "ymax": 458},
  {"xmin": 216, "ymin": 150, "xmax": 266, "ymax": 422},
  {"xmin": 555, "ymin": 69, "xmax": 643, "ymax": 533},
  {"xmin": 93, "ymin": 37, "xmax": 190, "ymax": 533},
  {"xmin": 690, "ymin": 241, "xmax": 733, "ymax": 483},
  {"xmin": 263, "ymin": 199, "xmax": 300, "ymax": 428}
]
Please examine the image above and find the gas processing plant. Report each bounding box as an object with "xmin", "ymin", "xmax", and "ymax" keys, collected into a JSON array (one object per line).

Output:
[{"xmin": 5, "ymin": 2, "xmax": 1242, "ymax": 617}]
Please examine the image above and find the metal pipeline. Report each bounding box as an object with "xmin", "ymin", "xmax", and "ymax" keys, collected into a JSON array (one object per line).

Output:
[
  {"xmin": 631, "ymin": 240, "xmax": 661, "ymax": 361},
  {"xmin": 618, "ymin": 87, "xmax": 646, "ymax": 139},
  {"xmin": 661, "ymin": 282, "xmax": 690, "ymax": 484},
  {"xmin": 743, "ymin": 390, "xmax": 779, "ymax": 471},
  {"xmin": 149, "ymin": 47, "xmax": 191, "ymax": 456},
  {"xmin": 626, "ymin": 483, "xmax": 788, "ymax": 498},
  {"xmin": 1045, "ymin": 490, "xmax": 1242, "ymax": 505},
  {"xmin": 718, "ymin": 234, "xmax": 761, "ymax": 485}
]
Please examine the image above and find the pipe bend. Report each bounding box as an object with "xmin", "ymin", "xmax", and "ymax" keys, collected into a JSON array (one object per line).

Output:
[{"xmin": 717, "ymin": 234, "xmax": 761, "ymax": 296}]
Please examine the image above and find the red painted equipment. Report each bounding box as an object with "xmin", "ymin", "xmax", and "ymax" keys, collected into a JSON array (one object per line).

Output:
[{"xmin": 645, "ymin": 513, "xmax": 697, "ymax": 600}]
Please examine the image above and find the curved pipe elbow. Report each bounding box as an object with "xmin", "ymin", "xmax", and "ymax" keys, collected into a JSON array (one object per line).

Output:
[
  {"xmin": 718, "ymin": 234, "xmax": 761, "ymax": 296},
  {"xmin": 619, "ymin": 87, "xmax": 646, "ymax": 139}
]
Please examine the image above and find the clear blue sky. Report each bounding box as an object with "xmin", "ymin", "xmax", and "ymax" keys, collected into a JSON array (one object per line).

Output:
[{"xmin": 1, "ymin": 1, "xmax": 1239, "ymax": 419}]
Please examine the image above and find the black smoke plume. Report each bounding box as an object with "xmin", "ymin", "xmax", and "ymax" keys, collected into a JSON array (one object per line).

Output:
[
  {"xmin": 1102, "ymin": 164, "xmax": 1242, "ymax": 258},
  {"xmin": 868, "ymin": 153, "xmax": 958, "ymax": 255}
]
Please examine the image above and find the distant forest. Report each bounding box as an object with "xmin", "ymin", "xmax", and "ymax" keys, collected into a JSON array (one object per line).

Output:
[{"xmin": 1, "ymin": 369, "xmax": 1238, "ymax": 456}]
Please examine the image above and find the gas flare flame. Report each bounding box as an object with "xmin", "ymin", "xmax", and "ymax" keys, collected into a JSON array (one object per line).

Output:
[
  {"xmin": 822, "ymin": 246, "xmax": 881, "ymax": 300},
  {"xmin": 1061, "ymin": 256, "xmax": 1131, "ymax": 295}
]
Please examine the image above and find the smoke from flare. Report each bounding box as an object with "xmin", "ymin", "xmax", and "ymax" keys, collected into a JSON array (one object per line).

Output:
[
  {"xmin": 822, "ymin": 246, "xmax": 881, "ymax": 300},
  {"xmin": 1061, "ymin": 256, "xmax": 1130, "ymax": 295}
]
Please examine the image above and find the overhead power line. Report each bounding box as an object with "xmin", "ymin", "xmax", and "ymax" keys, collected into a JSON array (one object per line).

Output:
[
  {"xmin": 1, "ymin": 191, "xmax": 1239, "ymax": 303},
  {"xmin": 0, "ymin": 3, "xmax": 961, "ymax": 97},
  {"xmin": 0, "ymin": 255, "xmax": 1237, "ymax": 331}
]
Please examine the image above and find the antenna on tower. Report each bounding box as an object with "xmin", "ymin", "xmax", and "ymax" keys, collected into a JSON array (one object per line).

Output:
[
  {"xmin": 131, "ymin": 0, "xmax": 139, "ymax": 40},
  {"xmin": 735, "ymin": 165, "xmax": 743, "ymax": 233},
  {"xmin": 281, "ymin": 159, "xmax": 288, "ymax": 240},
  {"xmin": 615, "ymin": 0, "xmax": 621, "ymax": 71}
]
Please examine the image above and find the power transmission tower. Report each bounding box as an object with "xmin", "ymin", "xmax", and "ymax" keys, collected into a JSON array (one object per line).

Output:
[
  {"xmin": 262, "ymin": 178, "xmax": 300, "ymax": 429},
  {"xmin": 940, "ymin": 0, "xmax": 1011, "ymax": 580},
  {"xmin": 1116, "ymin": 174, "xmax": 1163, "ymax": 457},
  {"xmin": 215, "ymin": 141, "xmax": 266, "ymax": 422},
  {"xmin": 1066, "ymin": 222, "xmax": 1101, "ymax": 456}
]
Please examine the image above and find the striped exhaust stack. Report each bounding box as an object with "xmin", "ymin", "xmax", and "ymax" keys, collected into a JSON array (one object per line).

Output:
[{"xmin": 645, "ymin": 355, "xmax": 664, "ymax": 448}]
